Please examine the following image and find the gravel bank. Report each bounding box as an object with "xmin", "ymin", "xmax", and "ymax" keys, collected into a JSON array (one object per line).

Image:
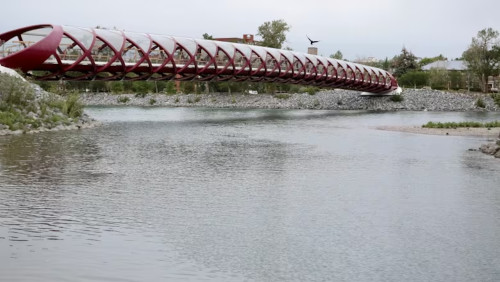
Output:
[
  {"xmin": 81, "ymin": 88, "xmax": 500, "ymax": 111},
  {"xmin": 377, "ymin": 126, "xmax": 500, "ymax": 137}
]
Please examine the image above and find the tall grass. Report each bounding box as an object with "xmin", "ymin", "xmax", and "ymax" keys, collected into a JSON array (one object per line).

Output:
[
  {"xmin": 422, "ymin": 121, "xmax": 500, "ymax": 128},
  {"xmin": 0, "ymin": 73, "xmax": 83, "ymax": 131}
]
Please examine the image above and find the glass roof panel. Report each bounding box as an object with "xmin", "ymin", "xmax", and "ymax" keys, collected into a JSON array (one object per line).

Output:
[
  {"xmin": 125, "ymin": 32, "xmax": 151, "ymax": 52},
  {"xmin": 234, "ymin": 44, "xmax": 251, "ymax": 58},
  {"xmin": 150, "ymin": 35, "xmax": 176, "ymax": 54},
  {"xmin": 263, "ymin": 47, "xmax": 280, "ymax": 61},
  {"xmin": 326, "ymin": 58, "xmax": 339, "ymax": 68},
  {"xmin": 291, "ymin": 52, "xmax": 305, "ymax": 64},
  {"xmin": 215, "ymin": 41, "xmax": 235, "ymax": 58},
  {"xmin": 248, "ymin": 45, "xmax": 267, "ymax": 60},
  {"xmin": 17, "ymin": 27, "xmax": 53, "ymax": 48},
  {"xmin": 281, "ymin": 51, "xmax": 294, "ymax": 63},
  {"xmin": 62, "ymin": 26, "xmax": 94, "ymax": 49},
  {"xmin": 195, "ymin": 39, "xmax": 217, "ymax": 56},
  {"xmin": 304, "ymin": 54, "xmax": 318, "ymax": 66},
  {"xmin": 94, "ymin": 29, "xmax": 124, "ymax": 51},
  {"xmin": 175, "ymin": 37, "xmax": 197, "ymax": 54},
  {"xmin": 337, "ymin": 60, "xmax": 348, "ymax": 69},
  {"xmin": 316, "ymin": 56, "xmax": 328, "ymax": 66}
]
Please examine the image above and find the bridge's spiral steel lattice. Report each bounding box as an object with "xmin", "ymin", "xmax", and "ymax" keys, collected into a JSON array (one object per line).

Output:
[{"xmin": 0, "ymin": 24, "xmax": 398, "ymax": 94}]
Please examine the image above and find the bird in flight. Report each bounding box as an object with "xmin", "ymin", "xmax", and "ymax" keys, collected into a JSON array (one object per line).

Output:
[{"xmin": 307, "ymin": 35, "xmax": 319, "ymax": 45}]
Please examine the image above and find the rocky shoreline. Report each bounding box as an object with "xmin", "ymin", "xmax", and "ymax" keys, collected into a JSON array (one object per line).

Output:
[
  {"xmin": 81, "ymin": 88, "xmax": 500, "ymax": 112},
  {"xmin": 0, "ymin": 69, "xmax": 98, "ymax": 136},
  {"xmin": 479, "ymin": 133, "xmax": 500, "ymax": 158},
  {"xmin": 0, "ymin": 119, "xmax": 99, "ymax": 136}
]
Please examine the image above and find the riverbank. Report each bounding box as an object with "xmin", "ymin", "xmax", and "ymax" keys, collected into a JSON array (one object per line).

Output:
[
  {"xmin": 377, "ymin": 125, "xmax": 500, "ymax": 137},
  {"xmin": 81, "ymin": 88, "xmax": 500, "ymax": 111},
  {"xmin": 0, "ymin": 70, "xmax": 97, "ymax": 136},
  {"xmin": 377, "ymin": 125, "xmax": 500, "ymax": 158}
]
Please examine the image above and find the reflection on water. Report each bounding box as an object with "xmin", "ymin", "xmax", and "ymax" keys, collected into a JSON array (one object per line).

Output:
[{"xmin": 1, "ymin": 108, "xmax": 500, "ymax": 282}]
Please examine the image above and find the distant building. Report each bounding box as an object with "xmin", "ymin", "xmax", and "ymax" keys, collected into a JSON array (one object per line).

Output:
[
  {"xmin": 421, "ymin": 60, "xmax": 498, "ymax": 92},
  {"xmin": 213, "ymin": 34, "xmax": 255, "ymax": 44},
  {"xmin": 307, "ymin": 47, "xmax": 318, "ymax": 55},
  {"xmin": 421, "ymin": 60, "xmax": 466, "ymax": 71}
]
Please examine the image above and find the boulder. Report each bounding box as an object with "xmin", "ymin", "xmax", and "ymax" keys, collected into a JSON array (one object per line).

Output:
[{"xmin": 480, "ymin": 143, "xmax": 499, "ymax": 155}]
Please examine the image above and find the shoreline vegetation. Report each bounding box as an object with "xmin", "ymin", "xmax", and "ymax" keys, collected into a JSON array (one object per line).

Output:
[
  {"xmin": 422, "ymin": 121, "xmax": 500, "ymax": 129},
  {"xmin": 0, "ymin": 72, "xmax": 97, "ymax": 136}
]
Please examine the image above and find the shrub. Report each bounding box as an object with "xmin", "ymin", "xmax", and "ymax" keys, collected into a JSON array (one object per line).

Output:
[
  {"xmin": 63, "ymin": 94, "xmax": 84, "ymax": 118},
  {"xmin": 398, "ymin": 71, "xmax": 429, "ymax": 88},
  {"xmin": 165, "ymin": 81, "xmax": 176, "ymax": 94},
  {"xmin": 300, "ymin": 86, "xmax": 319, "ymax": 95},
  {"xmin": 422, "ymin": 121, "xmax": 500, "ymax": 128},
  {"xmin": 194, "ymin": 96, "xmax": 201, "ymax": 103},
  {"xmin": 492, "ymin": 93, "xmax": 500, "ymax": 107},
  {"xmin": 0, "ymin": 74, "xmax": 35, "ymax": 107},
  {"xmin": 390, "ymin": 95, "xmax": 404, "ymax": 102},
  {"xmin": 117, "ymin": 96, "xmax": 130, "ymax": 103},
  {"xmin": 476, "ymin": 97, "xmax": 486, "ymax": 108},
  {"xmin": 109, "ymin": 81, "xmax": 124, "ymax": 94},
  {"xmin": 132, "ymin": 81, "xmax": 151, "ymax": 95},
  {"xmin": 149, "ymin": 98, "xmax": 157, "ymax": 105},
  {"xmin": 275, "ymin": 93, "xmax": 290, "ymax": 99}
]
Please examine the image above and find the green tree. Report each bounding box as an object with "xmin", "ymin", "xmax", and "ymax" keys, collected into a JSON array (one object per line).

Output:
[
  {"xmin": 381, "ymin": 57, "xmax": 390, "ymax": 71},
  {"xmin": 202, "ymin": 33, "xmax": 213, "ymax": 40},
  {"xmin": 257, "ymin": 19, "xmax": 290, "ymax": 49},
  {"xmin": 429, "ymin": 68, "xmax": 449, "ymax": 90},
  {"xmin": 392, "ymin": 47, "xmax": 418, "ymax": 77},
  {"xmin": 462, "ymin": 27, "xmax": 500, "ymax": 92},
  {"xmin": 132, "ymin": 81, "xmax": 152, "ymax": 95},
  {"xmin": 398, "ymin": 71, "xmax": 429, "ymax": 88},
  {"xmin": 449, "ymin": 71, "xmax": 466, "ymax": 90},
  {"xmin": 109, "ymin": 81, "xmax": 124, "ymax": 94},
  {"xmin": 329, "ymin": 50, "xmax": 343, "ymax": 60}
]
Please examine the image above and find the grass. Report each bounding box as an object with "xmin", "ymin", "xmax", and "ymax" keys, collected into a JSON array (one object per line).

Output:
[
  {"xmin": 390, "ymin": 95, "xmax": 404, "ymax": 102},
  {"xmin": 275, "ymin": 93, "xmax": 290, "ymax": 100},
  {"xmin": 0, "ymin": 73, "xmax": 83, "ymax": 131},
  {"xmin": 300, "ymin": 86, "xmax": 319, "ymax": 95},
  {"xmin": 422, "ymin": 121, "xmax": 500, "ymax": 129}
]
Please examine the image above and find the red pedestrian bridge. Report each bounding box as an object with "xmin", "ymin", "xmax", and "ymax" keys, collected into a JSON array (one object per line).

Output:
[{"xmin": 0, "ymin": 24, "xmax": 399, "ymax": 94}]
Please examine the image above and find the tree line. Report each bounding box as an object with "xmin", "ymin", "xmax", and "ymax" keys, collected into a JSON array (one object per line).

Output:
[{"xmin": 385, "ymin": 28, "xmax": 500, "ymax": 92}]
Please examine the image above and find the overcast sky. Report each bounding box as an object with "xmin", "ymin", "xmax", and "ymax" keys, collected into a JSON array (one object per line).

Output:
[{"xmin": 1, "ymin": 0, "xmax": 499, "ymax": 61}]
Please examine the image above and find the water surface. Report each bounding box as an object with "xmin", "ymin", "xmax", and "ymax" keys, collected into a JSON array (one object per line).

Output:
[{"xmin": 1, "ymin": 107, "xmax": 499, "ymax": 281}]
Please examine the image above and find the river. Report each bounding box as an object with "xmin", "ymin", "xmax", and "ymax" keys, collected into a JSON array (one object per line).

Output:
[{"xmin": 1, "ymin": 107, "xmax": 499, "ymax": 282}]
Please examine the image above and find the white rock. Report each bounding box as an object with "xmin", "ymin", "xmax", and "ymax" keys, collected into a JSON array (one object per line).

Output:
[{"xmin": 0, "ymin": 65, "xmax": 26, "ymax": 81}]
